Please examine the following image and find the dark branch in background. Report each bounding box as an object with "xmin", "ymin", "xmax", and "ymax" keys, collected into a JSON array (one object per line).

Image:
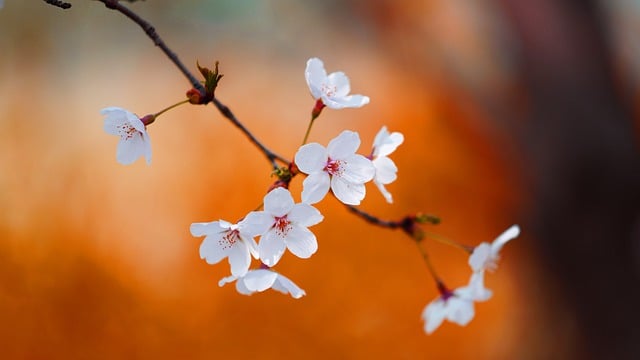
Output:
[
  {"xmin": 43, "ymin": 0, "xmax": 71, "ymax": 9},
  {"xmin": 98, "ymin": 0, "xmax": 205, "ymax": 95}
]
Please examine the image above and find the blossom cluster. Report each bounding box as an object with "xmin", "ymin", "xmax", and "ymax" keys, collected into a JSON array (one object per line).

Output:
[
  {"xmin": 421, "ymin": 225, "xmax": 520, "ymax": 333},
  {"xmin": 101, "ymin": 56, "xmax": 519, "ymax": 334}
]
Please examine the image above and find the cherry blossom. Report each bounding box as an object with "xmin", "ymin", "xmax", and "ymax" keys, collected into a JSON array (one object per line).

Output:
[
  {"xmin": 242, "ymin": 187, "xmax": 323, "ymax": 267},
  {"xmin": 295, "ymin": 130, "xmax": 375, "ymax": 205},
  {"xmin": 190, "ymin": 219, "xmax": 260, "ymax": 277},
  {"xmin": 371, "ymin": 126, "xmax": 404, "ymax": 203},
  {"xmin": 101, "ymin": 107, "xmax": 152, "ymax": 165},
  {"xmin": 218, "ymin": 268, "xmax": 306, "ymax": 299},
  {"xmin": 421, "ymin": 272, "xmax": 492, "ymax": 334},
  {"xmin": 468, "ymin": 225, "xmax": 520, "ymax": 273},
  {"xmin": 305, "ymin": 57, "xmax": 370, "ymax": 110}
]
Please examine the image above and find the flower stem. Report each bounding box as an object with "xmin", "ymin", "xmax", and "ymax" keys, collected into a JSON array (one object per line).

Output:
[
  {"xmin": 424, "ymin": 231, "xmax": 473, "ymax": 253},
  {"xmin": 301, "ymin": 118, "xmax": 316, "ymax": 146},
  {"xmin": 154, "ymin": 99, "xmax": 190, "ymax": 118},
  {"xmin": 415, "ymin": 241, "xmax": 442, "ymax": 284},
  {"xmin": 345, "ymin": 205, "xmax": 402, "ymax": 228}
]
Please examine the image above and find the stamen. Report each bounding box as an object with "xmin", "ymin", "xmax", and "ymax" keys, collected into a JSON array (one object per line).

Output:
[
  {"xmin": 274, "ymin": 215, "xmax": 292, "ymax": 237},
  {"xmin": 219, "ymin": 229, "xmax": 240, "ymax": 250},
  {"xmin": 324, "ymin": 158, "xmax": 344, "ymax": 176}
]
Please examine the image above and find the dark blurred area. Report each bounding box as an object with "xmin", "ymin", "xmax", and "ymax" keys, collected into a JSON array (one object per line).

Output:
[{"xmin": 0, "ymin": 0, "xmax": 639, "ymax": 359}]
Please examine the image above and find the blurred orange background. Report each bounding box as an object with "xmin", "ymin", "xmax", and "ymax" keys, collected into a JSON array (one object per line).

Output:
[{"xmin": 1, "ymin": 1, "xmax": 638, "ymax": 359}]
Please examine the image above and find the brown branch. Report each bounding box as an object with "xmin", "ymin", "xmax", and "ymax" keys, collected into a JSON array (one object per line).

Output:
[
  {"xmin": 43, "ymin": 0, "xmax": 71, "ymax": 9},
  {"xmin": 93, "ymin": 0, "xmax": 288, "ymax": 170}
]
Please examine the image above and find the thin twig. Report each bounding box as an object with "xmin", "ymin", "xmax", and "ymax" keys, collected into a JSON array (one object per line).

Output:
[
  {"xmin": 345, "ymin": 205, "xmax": 403, "ymax": 229},
  {"xmin": 43, "ymin": 0, "xmax": 72, "ymax": 9}
]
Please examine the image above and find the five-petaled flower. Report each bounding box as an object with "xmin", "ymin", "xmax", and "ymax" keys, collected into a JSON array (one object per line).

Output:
[
  {"xmin": 305, "ymin": 57, "xmax": 370, "ymax": 111},
  {"xmin": 190, "ymin": 219, "xmax": 260, "ymax": 277},
  {"xmin": 468, "ymin": 225, "xmax": 520, "ymax": 273},
  {"xmin": 242, "ymin": 187, "xmax": 324, "ymax": 267},
  {"xmin": 371, "ymin": 126, "xmax": 404, "ymax": 203},
  {"xmin": 219, "ymin": 268, "xmax": 306, "ymax": 299},
  {"xmin": 102, "ymin": 107, "xmax": 152, "ymax": 165},
  {"xmin": 421, "ymin": 272, "xmax": 492, "ymax": 334},
  {"xmin": 295, "ymin": 130, "xmax": 375, "ymax": 205}
]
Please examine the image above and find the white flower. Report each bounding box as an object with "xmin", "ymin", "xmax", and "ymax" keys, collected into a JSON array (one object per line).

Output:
[
  {"xmin": 295, "ymin": 130, "xmax": 375, "ymax": 205},
  {"xmin": 422, "ymin": 273, "xmax": 492, "ymax": 334},
  {"xmin": 219, "ymin": 268, "xmax": 306, "ymax": 299},
  {"xmin": 242, "ymin": 187, "xmax": 323, "ymax": 267},
  {"xmin": 190, "ymin": 219, "xmax": 260, "ymax": 277},
  {"xmin": 102, "ymin": 107, "xmax": 152, "ymax": 165},
  {"xmin": 468, "ymin": 225, "xmax": 520, "ymax": 273},
  {"xmin": 371, "ymin": 126, "xmax": 404, "ymax": 203},
  {"xmin": 305, "ymin": 57, "xmax": 369, "ymax": 109}
]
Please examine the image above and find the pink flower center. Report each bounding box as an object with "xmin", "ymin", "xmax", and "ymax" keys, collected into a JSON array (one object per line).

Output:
[
  {"xmin": 321, "ymin": 83, "xmax": 337, "ymax": 97},
  {"xmin": 117, "ymin": 122, "xmax": 139, "ymax": 140},
  {"xmin": 324, "ymin": 158, "xmax": 344, "ymax": 176},
  {"xmin": 219, "ymin": 229, "xmax": 240, "ymax": 250},
  {"xmin": 273, "ymin": 215, "xmax": 292, "ymax": 237}
]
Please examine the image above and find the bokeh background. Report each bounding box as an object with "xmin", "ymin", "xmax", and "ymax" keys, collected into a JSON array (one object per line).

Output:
[{"xmin": 1, "ymin": 1, "xmax": 639, "ymax": 359}]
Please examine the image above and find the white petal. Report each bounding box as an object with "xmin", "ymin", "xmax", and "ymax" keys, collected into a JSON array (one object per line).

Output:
[
  {"xmin": 422, "ymin": 299, "xmax": 446, "ymax": 334},
  {"xmin": 141, "ymin": 131, "xmax": 152, "ymax": 164},
  {"xmin": 258, "ymin": 230, "xmax": 287, "ymax": 267},
  {"xmin": 285, "ymin": 225, "xmax": 318, "ymax": 259},
  {"xmin": 331, "ymin": 176, "xmax": 366, "ymax": 205},
  {"xmin": 218, "ymin": 275, "xmax": 237, "ymax": 287},
  {"xmin": 463, "ymin": 272, "xmax": 493, "ymax": 302},
  {"xmin": 373, "ymin": 126, "xmax": 390, "ymax": 151},
  {"xmin": 295, "ymin": 143, "xmax": 328, "ymax": 174},
  {"xmin": 126, "ymin": 112, "xmax": 147, "ymax": 133},
  {"xmin": 468, "ymin": 242, "xmax": 491, "ymax": 272},
  {"xmin": 116, "ymin": 135, "xmax": 145, "ymax": 165},
  {"xmin": 305, "ymin": 58, "xmax": 327, "ymax": 100},
  {"xmin": 325, "ymin": 94, "xmax": 369, "ymax": 109},
  {"xmin": 342, "ymin": 154, "xmax": 375, "ymax": 183},
  {"xmin": 491, "ymin": 225, "xmax": 520, "ymax": 255},
  {"xmin": 103, "ymin": 110, "xmax": 126, "ymax": 135},
  {"xmin": 445, "ymin": 298, "xmax": 475, "ymax": 326},
  {"xmin": 301, "ymin": 171, "xmax": 331, "ymax": 204},
  {"xmin": 235, "ymin": 278, "xmax": 254, "ymax": 295},
  {"xmin": 242, "ymin": 269, "xmax": 278, "ymax": 292},
  {"xmin": 326, "ymin": 71, "xmax": 351, "ymax": 97},
  {"xmin": 199, "ymin": 234, "xmax": 230, "ymax": 265},
  {"xmin": 327, "ymin": 130, "xmax": 360, "ymax": 159},
  {"xmin": 288, "ymin": 203, "xmax": 323, "ymax": 227},
  {"xmin": 374, "ymin": 179, "xmax": 393, "ymax": 204},
  {"xmin": 263, "ymin": 187, "xmax": 294, "ymax": 217},
  {"xmin": 272, "ymin": 274, "xmax": 306, "ymax": 299},
  {"xmin": 240, "ymin": 211, "xmax": 273, "ymax": 237},
  {"xmin": 374, "ymin": 129, "xmax": 404, "ymax": 157},
  {"xmin": 227, "ymin": 242, "xmax": 251, "ymax": 277},
  {"xmin": 190, "ymin": 221, "xmax": 224, "ymax": 237},
  {"xmin": 373, "ymin": 156, "xmax": 398, "ymax": 184}
]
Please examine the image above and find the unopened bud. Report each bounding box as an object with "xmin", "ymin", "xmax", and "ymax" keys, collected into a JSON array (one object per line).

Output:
[{"xmin": 415, "ymin": 213, "xmax": 440, "ymax": 225}]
